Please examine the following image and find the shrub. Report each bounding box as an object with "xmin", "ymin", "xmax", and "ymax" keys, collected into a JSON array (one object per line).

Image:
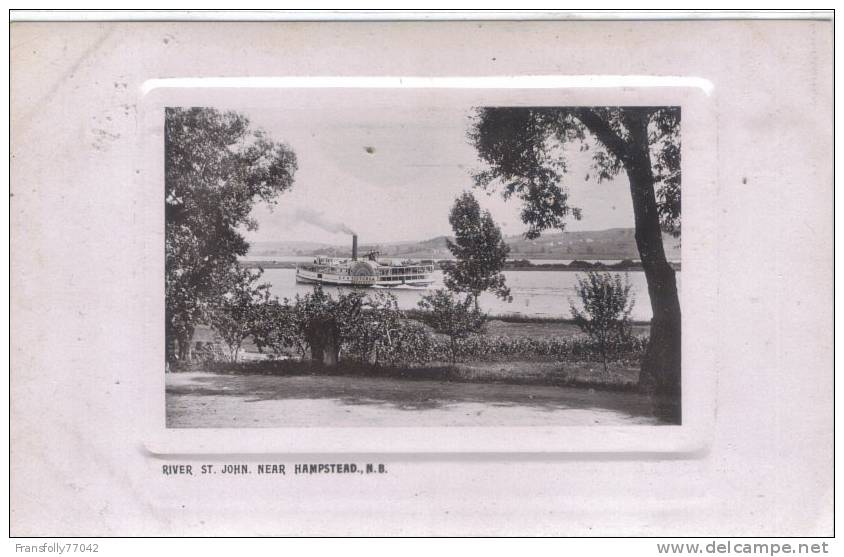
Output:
[
  {"xmin": 207, "ymin": 267, "xmax": 270, "ymax": 362},
  {"xmin": 250, "ymin": 286, "xmax": 406, "ymax": 368},
  {"xmin": 251, "ymin": 298, "xmax": 307, "ymax": 359},
  {"xmin": 193, "ymin": 341, "xmax": 227, "ymax": 363},
  {"xmin": 569, "ymin": 271, "xmax": 636, "ymax": 375},
  {"xmin": 416, "ymin": 333, "xmax": 647, "ymax": 365},
  {"xmin": 343, "ymin": 291, "xmax": 404, "ymax": 365},
  {"xmin": 417, "ymin": 289, "xmax": 486, "ymax": 363},
  {"xmin": 378, "ymin": 320, "xmax": 436, "ymax": 365}
]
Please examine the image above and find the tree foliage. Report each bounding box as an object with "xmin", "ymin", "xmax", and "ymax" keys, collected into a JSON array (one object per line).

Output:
[
  {"xmin": 469, "ymin": 106, "xmax": 681, "ymax": 238},
  {"xmin": 443, "ymin": 191, "xmax": 512, "ymax": 305},
  {"xmin": 569, "ymin": 272, "xmax": 636, "ymax": 375},
  {"xmin": 251, "ymin": 297, "xmax": 307, "ymax": 359},
  {"xmin": 292, "ymin": 286, "xmax": 364, "ymax": 366},
  {"xmin": 344, "ymin": 291, "xmax": 404, "ymax": 365},
  {"xmin": 165, "ymin": 107, "xmax": 297, "ymax": 361}
]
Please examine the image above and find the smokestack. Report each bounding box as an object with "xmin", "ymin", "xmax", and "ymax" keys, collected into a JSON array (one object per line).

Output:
[{"xmin": 352, "ymin": 235, "xmax": 358, "ymax": 261}]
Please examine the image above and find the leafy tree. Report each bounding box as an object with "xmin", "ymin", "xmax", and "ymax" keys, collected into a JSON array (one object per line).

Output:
[
  {"xmin": 417, "ymin": 289, "xmax": 486, "ymax": 364},
  {"xmin": 165, "ymin": 107, "xmax": 297, "ymax": 363},
  {"xmin": 469, "ymin": 106, "xmax": 681, "ymax": 417},
  {"xmin": 288, "ymin": 286, "xmax": 376, "ymax": 367},
  {"xmin": 207, "ymin": 267, "xmax": 270, "ymax": 362},
  {"xmin": 443, "ymin": 192, "xmax": 512, "ymax": 308},
  {"xmin": 254, "ymin": 288, "xmax": 405, "ymax": 366},
  {"xmin": 569, "ymin": 272, "xmax": 635, "ymax": 376}
]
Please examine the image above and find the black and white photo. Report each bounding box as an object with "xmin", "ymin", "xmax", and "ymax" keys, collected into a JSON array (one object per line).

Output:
[{"xmin": 164, "ymin": 103, "xmax": 683, "ymax": 427}]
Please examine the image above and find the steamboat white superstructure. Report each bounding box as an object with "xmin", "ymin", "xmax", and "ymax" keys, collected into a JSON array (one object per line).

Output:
[{"xmin": 295, "ymin": 235, "xmax": 436, "ymax": 288}]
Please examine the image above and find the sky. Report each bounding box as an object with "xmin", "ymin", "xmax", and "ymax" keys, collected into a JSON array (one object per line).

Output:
[{"xmin": 237, "ymin": 103, "xmax": 635, "ymax": 246}]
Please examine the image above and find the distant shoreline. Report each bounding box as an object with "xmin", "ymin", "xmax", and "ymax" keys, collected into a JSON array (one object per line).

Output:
[{"xmin": 238, "ymin": 259, "xmax": 681, "ymax": 272}]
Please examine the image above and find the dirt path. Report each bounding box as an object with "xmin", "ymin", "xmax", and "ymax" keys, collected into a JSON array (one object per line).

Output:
[{"xmin": 166, "ymin": 372, "xmax": 661, "ymax": 427}]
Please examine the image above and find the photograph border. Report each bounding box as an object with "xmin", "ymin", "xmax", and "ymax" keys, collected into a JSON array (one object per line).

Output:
[{"xmin": 145, "ymin": 79, "xmax": 717, "ymax": 455}]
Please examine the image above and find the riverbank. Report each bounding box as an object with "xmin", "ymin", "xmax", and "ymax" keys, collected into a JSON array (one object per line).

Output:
[{"xmin": 239, "ymin": 259, "xmax": 681, "ymax": 272}]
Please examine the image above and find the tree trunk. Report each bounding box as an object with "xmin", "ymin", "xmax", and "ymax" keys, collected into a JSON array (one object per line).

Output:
[
  {"xmin": 309, "ymin": 344, "xmax": 322, "ymax": 363},
  {"xmin": 308, "ymin": 333, "xmax": 324, "ymax": 364},
  {"xmin": 599, "ymin": 336, "xmax": 609, "ymax": 377},
  {"xmin": 322, "ymin": 332, "xmax": 339, "ymax": 366},
  {"xmin": 623, "ymin": 112, "xmax": 682, "ymax": 423},
  {"xmin": 165, "ymin": 319, "xmax": 177, "ymax": 367},
  {"xmin": 307, "ymin": 318, "xmax": 339, "ymax": 367},
  {"xmin": 176, "ymin": 324, "xmax": 195, "ymax": 364}
]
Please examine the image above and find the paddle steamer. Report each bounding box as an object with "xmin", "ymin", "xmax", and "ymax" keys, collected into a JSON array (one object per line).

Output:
[{"xmin": 295, "ymin": 235, "xmax": 436, "ymax": 288}]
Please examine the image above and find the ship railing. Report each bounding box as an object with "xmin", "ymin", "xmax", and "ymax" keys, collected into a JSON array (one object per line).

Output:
[
  {"xmin": 384, "ymin": 267, "xmax": 434, "ymax": 274},
  {"xmin": 297, "ymin": 263, "xmax": 334, "ymax": 273}
]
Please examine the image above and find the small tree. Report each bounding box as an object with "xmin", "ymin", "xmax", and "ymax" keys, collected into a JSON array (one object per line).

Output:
[
  {"xmin": 569, "ymin": 272, "xmax": 636, "ymax": 375},
  {"xmin": 417, "ymin": 289, "xmax": 486, "ymax": 364},
  {"xmin": 281, "ymin": 286, "xmax": 378, "ymax": 367},
  {"xmin": 297, "ymin": 286, "xmax": 347, "ymax": 366},
  {"xmin": 443, "ymin": 192, "xmax": 512, "ymax": 308},
  {"xmin": 207, "ymin": 267, "xmax": 270, "ymax": 362}
]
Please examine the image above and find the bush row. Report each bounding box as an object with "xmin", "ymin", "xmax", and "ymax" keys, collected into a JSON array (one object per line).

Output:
[{"xmin": 352, "ymin": 322, "xmax": 647, "ymax": 365}]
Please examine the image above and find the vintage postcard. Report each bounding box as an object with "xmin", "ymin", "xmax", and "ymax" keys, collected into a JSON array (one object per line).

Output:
[{"xmin": 10, "ymin": 16, "xmax": 832, "ymax": 536}]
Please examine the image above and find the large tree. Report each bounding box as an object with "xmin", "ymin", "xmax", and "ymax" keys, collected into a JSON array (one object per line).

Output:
[
  {"xmin": 443, "ymin": 191, "xmax": 512, "ymax": 308},
  {"xmin": 469, "ymin": 107, "xmax": 681, "ymax": 417},
  {"xmin": 165, "ymin": 107, "xmax": 297, "ymax": 363}
]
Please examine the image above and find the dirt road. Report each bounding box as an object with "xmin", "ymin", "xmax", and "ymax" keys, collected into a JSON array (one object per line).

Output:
[{"xmin": 166, "ymin": 372, "xmax": 661, "ymax": 427}]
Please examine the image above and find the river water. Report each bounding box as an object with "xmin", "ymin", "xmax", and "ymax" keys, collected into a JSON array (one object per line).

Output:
[{"xmin": 259, "ymin": 267, "xmax": 681, "ymax": 321}]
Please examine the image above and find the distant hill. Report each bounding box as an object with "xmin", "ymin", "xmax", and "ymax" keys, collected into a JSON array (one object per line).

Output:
[
  {"xmin": 246, "ymin": 228, "xmax": 681, "ymax": 262},
  {"xmin": 504, "ymin": 228, "xmax": 681, "ymax": 261},
  {"xmin": 247, "ymin": 240, "xmax": 332, "ymax": 256}
]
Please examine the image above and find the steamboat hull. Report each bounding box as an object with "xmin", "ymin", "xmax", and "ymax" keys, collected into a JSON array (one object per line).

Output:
[{"xmin": 295, "ymin": 266, "xmax": 436, "ymax": 288}]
